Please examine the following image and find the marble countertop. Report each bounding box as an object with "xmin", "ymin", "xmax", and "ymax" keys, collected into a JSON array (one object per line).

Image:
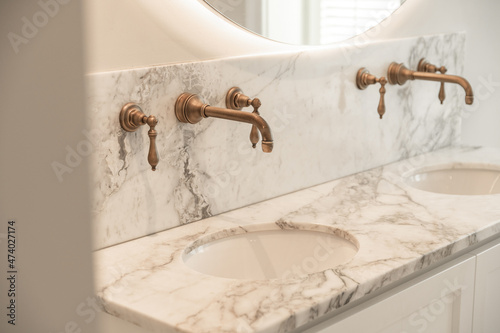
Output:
[{"xmin": 94, "ymin": 146, "xmax": 500, "ymax": 333}]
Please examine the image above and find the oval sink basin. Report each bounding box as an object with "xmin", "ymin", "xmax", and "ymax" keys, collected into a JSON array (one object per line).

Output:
[
  {"xmin": 183, "ymin": 225, "xmax": 358, "ymax": 280},
  {"xmin": 405, "ymin": 164, "xmax": 500, "ymax": 195}
]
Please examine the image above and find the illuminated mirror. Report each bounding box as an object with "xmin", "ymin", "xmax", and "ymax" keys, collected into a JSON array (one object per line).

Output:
[{"xmin": 203, "ymin": 0, "xmax": 406, "ymax": 45}]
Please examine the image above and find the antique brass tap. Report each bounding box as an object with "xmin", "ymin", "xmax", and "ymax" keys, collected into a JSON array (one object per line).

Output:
[
  {"xmin": 387, "ymin": 62, "xmax": 473, "ymax": 105},
  {"xmin": 225, "ymin": 87, "xmax": 262, "ymax": 148},
  {"xmin": 119, "ymin": 103, "xmax": 159, "ymax": 171},
  {"xmin": 175, "ymin": 91, "xmax": 273, "ymax": 153},
  {"xmin": 417, "ymin": 58, "xmax": 447, "ymax": 104},
  {"xmin": 356, "ymin": 68, "xmax": 387, "ymax": 119}
]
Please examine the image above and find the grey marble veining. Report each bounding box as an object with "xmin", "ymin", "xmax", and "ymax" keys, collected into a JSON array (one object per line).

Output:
[
  {"xmin": 93, "ymin": 146, "xmax": 500, "ymax": 333},
  {"xmin": 87, "ymin": 33, "xmax": 466, "ymax": 249}
]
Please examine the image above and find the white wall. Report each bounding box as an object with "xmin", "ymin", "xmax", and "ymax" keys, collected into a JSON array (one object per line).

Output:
[
  {"xmin": 0, "ymin": 1, "xmax": 97, "ymax": 332},
  {"xmin": 83, "ymin": 0, "xmax": 299, "ymax": 73},
  {"xmin": 86, "ymin": 0, "xmax": 500, "ymax": 148}
]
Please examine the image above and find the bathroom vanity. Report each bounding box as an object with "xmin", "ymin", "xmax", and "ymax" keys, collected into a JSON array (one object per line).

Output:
[
  {"xmin": 85, "ymin": 6, "xmax": 493, "ymax": 331},
  {"xmin": 94, "ymin": 146, "xmax": 500, "ymax": 333}
]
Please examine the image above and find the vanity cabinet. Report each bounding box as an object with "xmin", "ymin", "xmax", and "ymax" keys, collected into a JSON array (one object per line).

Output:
[
  {"xmin": 302, "ymin": 255, "xmax": 476, "ymax": 333},
  {"xmin": 472, "ymin": 238, "xmax": 500, "ymax": 333},
  {"xmin": 303, "ymin": 237, "xmax": 500, "ymax": 333}
]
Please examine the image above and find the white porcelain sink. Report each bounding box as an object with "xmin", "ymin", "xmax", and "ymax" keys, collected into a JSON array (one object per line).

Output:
[
  {"xmin": 405, "ymin": 164, "xmax": 500, "ymax": 195},
  {"xmin": 182, "ymin": 224, "xmax": 359, "ymax": 280}
]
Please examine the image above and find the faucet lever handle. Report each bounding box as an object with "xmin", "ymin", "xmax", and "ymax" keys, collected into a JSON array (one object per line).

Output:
[
  {"xmin": 226, "ymin": 87, "xmax": 262, "ymax": 148},
  {"xmin": 438, "ymin": 80, "xmax": 446, "ymax": 104},
  {"xmin": 418, "ymin": 58, "xmax": 447, "ymax": 104},
  {"xmin": 377, "ymin": 77, "xmax": 387, "ymax": 119},
  {"xmin": 119, "ymin": 103, "xmax": 159, "ymax": 171},
  {"xmin": 356, "ymin": 68, "xmax": 387, "ymax": 119},
  {"xmin": 146, "ymin": 115, "xmax": 159, "ymax": 171},
  {"xmin": 437, "ymin": 67, "xmax": 448, "ymax": 104},
  {"xmin": 249, "ymin": 98, "xmax": 262, "ymax": 148}
]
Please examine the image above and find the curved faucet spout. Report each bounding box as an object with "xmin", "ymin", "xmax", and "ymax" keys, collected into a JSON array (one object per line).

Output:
[
  {"xmin": 175, "ymin": 93, "xmax": 273, "ymax": 152},
  {"xmin": 204, "ymin": 106, "xmax": 273, "ymax": 152},
  {"xmin": 387, "ymin": 62, "xmax": 474, "ymax": 105},
  {"xmin": 413, "ymin": 72, "xmax": 473, "ymax": 105}
]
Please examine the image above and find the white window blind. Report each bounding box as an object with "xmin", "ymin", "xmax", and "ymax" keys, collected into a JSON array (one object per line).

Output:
[{"xmin": 319, "ymin": 0, "xmax": 403, "ymax": 44}]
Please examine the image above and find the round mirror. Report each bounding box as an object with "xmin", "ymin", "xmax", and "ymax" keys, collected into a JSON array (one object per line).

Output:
[{"xmin": 202, "ymin": 0, "xmax": 407, "ymax": 45}]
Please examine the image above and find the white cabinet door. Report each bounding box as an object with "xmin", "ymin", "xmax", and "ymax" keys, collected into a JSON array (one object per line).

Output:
[
  {"xmin": 303, "ymin": 255, "xmax": 476, "ymax": 333},
  {"xmin": 473, "ymin": 238, "xmax": 500, "ymax": 333}
]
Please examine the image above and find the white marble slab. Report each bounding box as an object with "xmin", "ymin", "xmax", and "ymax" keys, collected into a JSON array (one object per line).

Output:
[
  {"xmin": 94, "ymin": 146, "xmax": 500, "ymax": 333},
  {"xmin": 87, "ymin": 33, "xmax": 467, "ymax": 249}
]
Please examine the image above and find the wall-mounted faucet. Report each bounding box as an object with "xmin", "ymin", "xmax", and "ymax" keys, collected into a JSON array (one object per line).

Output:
[
  {"xmin": 356, "ymin": 68, "xmax": 387, "ymax": 119},
  {"xmin": 417, "ymin": 58, "xmax": 447, "ymax": 104},
  {"xmin": 387, "ymin": 62, "xmax": 473, "ymax": 105},
  {"xmin": 119, "ymin": 103, "xmax": 159, "ymax": 171},
  {"xmin": 175, "ymin": 88, "xmax": 273, "ymax": 152}
]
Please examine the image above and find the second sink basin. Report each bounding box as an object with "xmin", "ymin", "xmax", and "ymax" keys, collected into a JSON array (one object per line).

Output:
[
  {"xmin": 182, "ymin": 224, "xmax": 358, "ymax": 280},
  {"xmin": 405, "ymin": 163, "xmax": 500, "ymax": 195}
]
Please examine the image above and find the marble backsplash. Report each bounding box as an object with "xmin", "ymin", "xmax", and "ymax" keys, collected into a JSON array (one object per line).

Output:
[{"xmin": 87, "ymin": 33, "xmax": 466, "ymax": 249}]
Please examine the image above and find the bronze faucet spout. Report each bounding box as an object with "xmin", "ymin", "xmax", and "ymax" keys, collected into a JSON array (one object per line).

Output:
[
  {"xmin": 175, "ymin": 93, "xmax": 273, "ymax": 152},
  {"xmin": 204, "ymin": 106, "xmax": 273, "ymax": 152},
  {"xmin": 387, "ymin": 62, "xmax": 474, "ymax": 105},
  {"xmin": 413, "ymin": 72, "xmax": 474, "ymax": 104}
]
